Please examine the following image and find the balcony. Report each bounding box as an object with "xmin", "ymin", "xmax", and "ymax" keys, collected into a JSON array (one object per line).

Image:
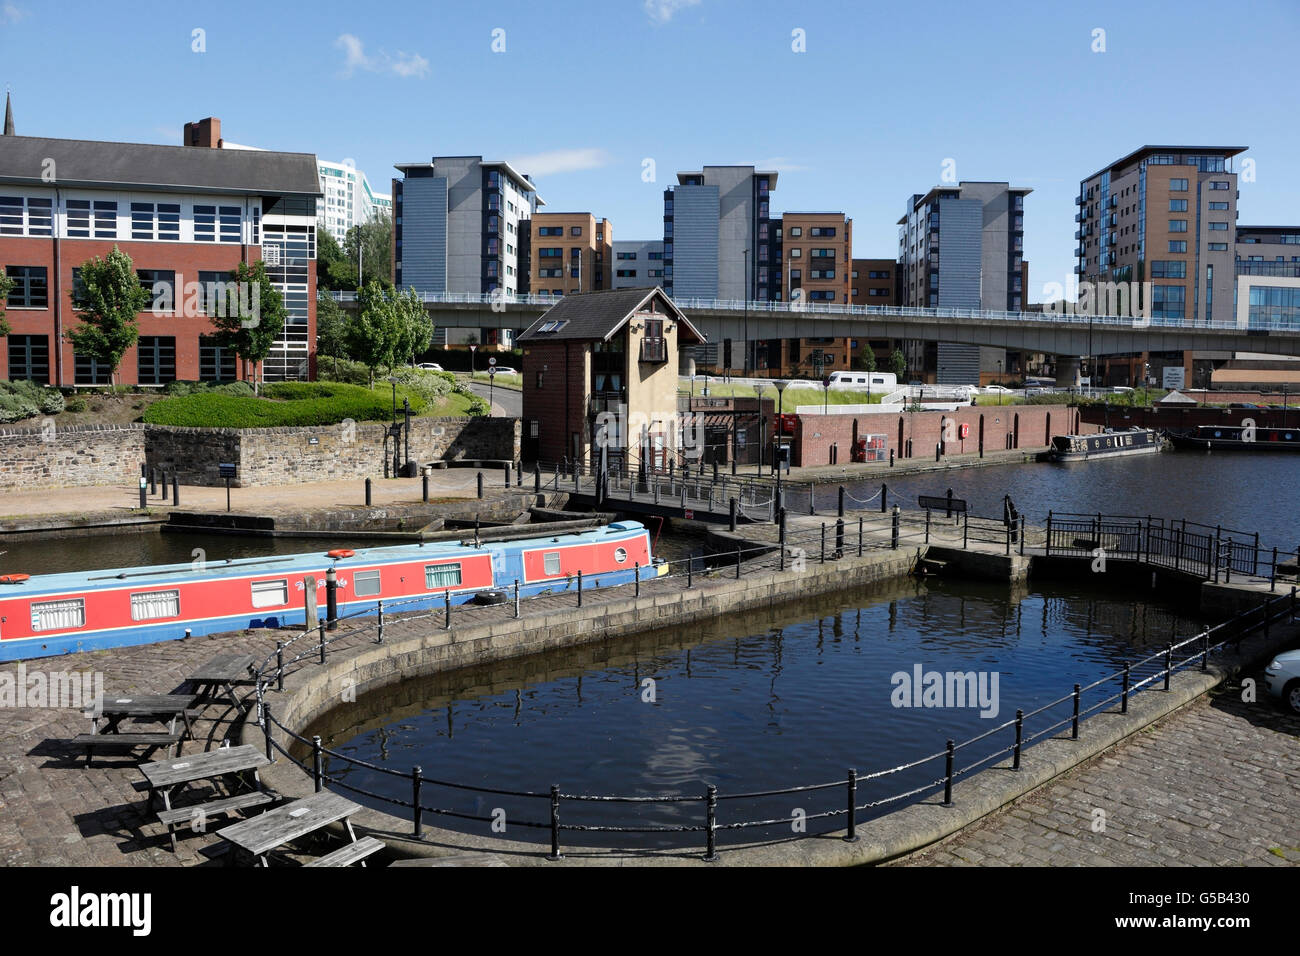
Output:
[{"xmin": 639, "ymin": 337, "xmax": 668, "ymax": 364}]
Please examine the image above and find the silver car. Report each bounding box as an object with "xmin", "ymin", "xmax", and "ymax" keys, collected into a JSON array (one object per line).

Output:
[{"xmin": 1264, "ymin": 649, "xmax": 1300, "ymax": 714}]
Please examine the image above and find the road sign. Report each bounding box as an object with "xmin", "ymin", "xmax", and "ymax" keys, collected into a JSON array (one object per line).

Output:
[
  {"xmin": 488, "ymin": 366, "xmax": 496, "ymax": 377},
  {"xmin": 684, "ymin": 509, "xmax": 694, "ymax": 520},
  {"xmin": 488, "ymin": 357, "xmax": 496, "ymax": 366}
]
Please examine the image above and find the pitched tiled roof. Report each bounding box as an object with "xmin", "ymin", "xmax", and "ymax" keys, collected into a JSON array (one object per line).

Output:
[
  {"xmin": 518, "ymin": 287, "xmax": 704, "ymax": 343},
  {"xmin": 0, "ymin": 135, "xmax": 321, "ymax": 197}
]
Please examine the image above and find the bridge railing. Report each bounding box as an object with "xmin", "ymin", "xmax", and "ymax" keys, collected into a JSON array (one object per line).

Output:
[
  {"xmin": 249, "ymin": 532, "xmax": 1298, "ymax": 860},
  {"xmin": 325, "ymin": 290, "xmax": 1300, "ymax": 333}
]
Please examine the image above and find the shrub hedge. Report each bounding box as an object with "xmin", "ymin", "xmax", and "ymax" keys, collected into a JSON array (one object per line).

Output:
[{"xmin": 143, "ymin": 381, "xmax": 430, "ymax": 428}]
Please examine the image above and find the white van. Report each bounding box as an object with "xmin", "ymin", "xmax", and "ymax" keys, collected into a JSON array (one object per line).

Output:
[{"xmin": 826, "ymin": 371, "xmax": 897, "ymax": 390}]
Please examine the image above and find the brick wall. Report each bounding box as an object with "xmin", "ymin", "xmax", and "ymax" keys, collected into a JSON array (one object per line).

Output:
[
  {"xmin": 793, "ymin": 405, "xmax": 1101, "ymax": 466},
  {"xmin": 0, "ymin": 423, "xmax": 145, "ymax": 488}
]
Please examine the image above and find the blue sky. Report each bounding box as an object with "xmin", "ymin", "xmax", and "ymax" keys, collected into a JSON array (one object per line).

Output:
[{"xmin": 3, "ymin": 0, "xmax": 1298, "ymax": 300}]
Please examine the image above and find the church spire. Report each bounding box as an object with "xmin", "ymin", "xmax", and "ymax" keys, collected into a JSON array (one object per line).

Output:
[{"xmin": 3, "ymin": 92, "xmax": 13, "ymax": 136}]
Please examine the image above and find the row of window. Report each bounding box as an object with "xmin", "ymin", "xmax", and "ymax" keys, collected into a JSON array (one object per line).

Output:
[
  {"xmin": 6, "ymin": 334, "xmax": 236, "ymax": 385},
  {"xmin": 3, "ymin": 266, "xmax": 246, "ymax": 313},
  {"xmin": 1, "ymin": 196, "xmax": 255, "ymax": 243}
]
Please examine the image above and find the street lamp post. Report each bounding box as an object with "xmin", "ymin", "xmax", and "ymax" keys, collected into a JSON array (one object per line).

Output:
[
  {"xmin": 997, "ymin": 360, "xmax": 1003, "ymax": 406},
  {"xmin": 774, "ymin": 379, "xmax": 788, "ymax": 505},
  {"xmin": 755, "ymin": 383, "xmax": 766, "ymax": 476}
]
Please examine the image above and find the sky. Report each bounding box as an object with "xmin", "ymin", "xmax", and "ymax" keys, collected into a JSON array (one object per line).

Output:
[{"xmin": 3, "ymin": 0, "xmax": 1299, "ymax": 302}]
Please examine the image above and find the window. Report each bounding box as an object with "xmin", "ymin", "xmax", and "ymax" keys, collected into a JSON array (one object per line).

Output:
[
  {"xmin": 251, "ymin": 579, "xmax": 289, "ymax": 608},
  {"xmin": 130, "ymin": 202, "xmax": 156, "ymax": 239},
  {"xmin": 1168, "ymin": 220, "xmax": 1187, "ymax": 233},
  {"xmin": 789, "ymin": 248, "xmax": 801, "ymax": 258},
  {"xmin": 157, "ymin": 203, "xmax": 180, "ymax": 241},
  {"xmin": 26, "ymin": 198, "xmax": 51, "ymax": 236},
  {"xmin": 1169, "ymin": 179, "xmax": 1189, "ymax": 191},
  {"xmin": 1150, "ymin": 260, "xmax": 1186, "ymax": 278},
  {"xmin": 0, "ymin": 196, "xmax": 22, "ymax": 234},
  {"xmin": 137, "ymin": 336, "xmax": 176, "ymax": 385},
  {"xmin": 788, "ymin": 227, "xmax": 802, "ymax": 237},
  {"xmin": 8, "ymin": 335, "xmax": 48, "ymax": 382},
  {"xmin": 543, "ymin": 552, "xmax": 561, "ymax": 575},
  {"xmin": 1152, "ymin": 285, "xmax": 1186, "ymax": 319},
  {"xmin": 868, "ymin": 270, "xmax": 890, "ymax": 279},
  {"xmin": 199, "ymin": 335, "xmax": 236, "ymax": 382},
  {"xmin": 92, "ymin": 200, "xmax": 117, "ymax": 239},
  {"xmin": 354, "ymin": 569, "xmax": 382, "ymax": 597},
  {"xmin": 137, "ymin": 270, "xmax": 176, "ymax": 312},
  {"xmin": 539, "ymin": 247, "xmax": 562, "ymax": 257},
  {"xmin": 219, "ymin": 206, "xmax": 241, "ymax": 243},
  {"xmin": 1208, "ymin": 222, "xmax": 1228, "ymax": 231},
  {"xmin": 810, "ymin": 269, "xmax": 835, "ymax": 279},
  {"xmin": 810, "ymin": 227, "xmax": 836, "ymax": 237},
  {"xmin": 616, "ymin": 252, "xmax": 637, "ymax": 260},
  {"xmin": 194, "ymin": 204, "xmax": 216, "ymax": 242},
  {"xmin": 811, "ymin": 248, "xmax": 835, "ymax": 257},
  {"xmin": 570, "ymin": 226, "xmax": 582, "ymax": 236},
  {"xmin": 31, "ymin": 597, "xmax": 85, "ymax": 631},
  {"xmin": 74, "ymin": 353, "xmax": 111, "ymax": 385},
  {"xmin": 1169, "ymin": 199, "xmax": 1187, "ymax": 212},
  {"xmin": 539, "ymin": 226, "xmax": 563, "ymax": 236},
  {"xmin": 5, "ymin": 266, "xmax": 47, "ymax": 308},
  {"xmin": 1209, "ymin": 181, "xmax": 1230, "ymax": 190},
  {"xmin": 66, "ymin": 200, "xmax": 91, "ymax": 237},
  {"xmin": 1209, "ymin": 201, "xmax": 1229, "ymax": 211},
  {"xmin": 426, "ymin": 563, "xmax": 462, "ymax": 589},
  {"xmin": 1169, "ymin": 240, "xmax": 1187, "ymax": 253},
  {"xmin": 131, "ymin": 589, "xmax": 180, "ymax": 621},
  {"xmin": 616, "ymin": 269, "xmax": 636, "ymax": 277},
  {"xmin": 614, "ymin": 548, "xmax": 628, "ymax": 564},
  {"xmin": 1208, "ymin": 242, "xmax": 1228, "ymax": 251}
]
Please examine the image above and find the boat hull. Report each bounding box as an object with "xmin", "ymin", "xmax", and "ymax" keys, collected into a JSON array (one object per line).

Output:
[{"xmin": 1048, "ymin": 429, "xmax": 1163, "ymax": 462}]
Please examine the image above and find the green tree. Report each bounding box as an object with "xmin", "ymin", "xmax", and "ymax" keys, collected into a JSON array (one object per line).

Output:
[
  {"xmin": 316, "ymin": 290, "xmax": 349, "ymax": 374},
  {"xmin": 390, "ymin": 286, "xmax": 433, "ymax": 366},
  {"xmin": 316, "ymin": 228, "xmax": 358, "ymax": 291},
  {"xmin": 851, "ymin": 346, "xmax": 877, "ymax": 373},
  {"xmin": 890, "ymin": 349, "xmax": 907, "ymax": 380},
  {"xmin": 0, "ymin": 266, "xmax": 13, "ymax": 337},
  {"xmin": 67, "ymin": 246, "xmax": 152, "ymax": 387},
  {"xmin": 345, "ymin": 212, "xmax": 392, "ymax": 287},
  {"xmin": 211, "ymin": 260, "xmax": 286, "ymax": 394},
  {"xmin": 348, "ymin": 280, "xmax": 402, "ymax": 386}
]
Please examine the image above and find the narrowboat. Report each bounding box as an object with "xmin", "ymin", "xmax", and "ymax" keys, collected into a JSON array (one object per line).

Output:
[
  {"xmin": 1167, "ymin": 424, "xmax": 1300, "ymax": 452},
  {"xmin": 0, "ymin": 521, "xmax": 662, "ymax": 662},
  {"xmin": 1047, "ymin": 427, "xmax": 1163, "ymax": 462}
]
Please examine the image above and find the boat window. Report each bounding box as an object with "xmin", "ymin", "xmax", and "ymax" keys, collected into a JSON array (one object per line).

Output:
[
  {"xmin": 425, "ymin": 563, "xmax": 462, "ymax": 589},
  {"xmin": 544, "ymin": 552, "xmax": 561, "ymax": 575},
  {"xmin": 131, "ymin": 589, "xmax": 180, "ymax": 621},
  {"xmin": 31, "ymin": 597, "xmax": 85, "ymax": 632},
  {"xmin": 614, "ymin": 548, "xmax": 628, "ymax": 564},
  {"xmin": 251, "ymin": 579, "xmax": 289, "ymax": 608},
  {"xmin": 353, "ymin": 570, "xmax": 381, "ymax": 597}
]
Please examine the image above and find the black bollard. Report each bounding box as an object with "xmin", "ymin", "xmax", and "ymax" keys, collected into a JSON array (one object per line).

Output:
[
  {"xmin": 881, "ymin": 483, "xmax": 887, "ymax": 513},
  {"xmin": 935, "ymin": 443, "xmax": 941, "ymax": 462},
  {"xmin": 171, "ymin": 473, "xmax": 179, "ymax": 507},
  {"xmin": 836, "ymin": 518, "xmax": 845, "ymax": 554},
  {"xmin": 889, "ymin": 449, "xmax": 894, "ymax": 468},
  {"xmin": 149, "ymin": 468, "xmax": 157, "ymax": 496},
  {"xmin": 138, "ymin": 473, "xmax": 147, "ymax": 509},
  {"xmin": 504, "ymin": 464, "xmax": 511, "ymax": 489},
  {"xmin": 838, "ymin": 486, "xmax": 845, "ymax": 518},
  {"xmin": 365, "ymin": 477, "xmax": 372, "ymax": 506},
  {"xmin": 477, "ymin": 472, "xmax": 484, "ymax": 499},
  {"xmin": 326, "ymin": 566, "xmax": 338, "ymax": 630},
  {"xmin": 160, "ymin": 470, "xmax": 168, "ymax": 501},
  {"xmin": 534, "ymin": 464, "xmax": 541, "ymax": 493},
  {"xmin": 729, "ymin": 497, "xmax": 737, "ymax": 532},
  {"xmin": 891, "ymin": 506, "xmax": 900, "ymax": 549},
  {"xmin": 422, "ymin": 474, "xmax": 429, "ymax": 502}
]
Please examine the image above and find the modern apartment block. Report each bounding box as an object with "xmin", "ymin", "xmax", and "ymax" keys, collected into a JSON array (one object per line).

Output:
[
  {"xmin": 317, "ymin": 159, "xmax": 390, "ymax": 246},
  {"xmin": 1235, "ymin": 225, "xmax": 1300, "ymax": 326},
  {"xmin": 663, "ymin": 166, "xmax": 778, "ymax": 301},
  {"xmin": 1077, "ymin": 146, "xmax": 1243, "ymax": 326},
  {"xmin": 851, "ymin": 258, "xmax": 898, "ymax": 307},
  {"xmin": 528, "ymin": 212, "xmax": 612, "ymax": 297},
  {"xmin": 898, "ymin": 181, "xmax": 1029, "ymax": 383},
  {"xmin": 611, "ymin": 240, "xmax": 665, "ymax": 290},
  {"xmin": 1, "ymin": 114, "xmax": 321, "ymax": 385},
  {"xmin": 392, "ymin": 156, "xmax": 543, "ymax": 297}
]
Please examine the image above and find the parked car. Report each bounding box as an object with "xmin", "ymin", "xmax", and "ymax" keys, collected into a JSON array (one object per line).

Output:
[
  {"xmin": 983, "ymin": 385, "xmax": 1013, "ymax": 394},
  {"xmin": 414, "ymin": 362, "xmax": 444, "ymax": 372},
  {"xmin": 487, "ymin": 366, "xmax": 517, "ymax": 376},
  {"xmin": 1264, "ymin": 649, "xmax": 1300, "ymax": 714}
]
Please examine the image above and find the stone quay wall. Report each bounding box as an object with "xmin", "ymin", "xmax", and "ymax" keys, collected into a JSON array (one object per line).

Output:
[{"xmin": 0, "ymin": 423, "xmax": 145, "ymax": 489}]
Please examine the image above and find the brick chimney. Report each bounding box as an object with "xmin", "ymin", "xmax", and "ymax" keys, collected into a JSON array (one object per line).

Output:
[{"xmin": 182, "ymin": 117, "xmax": 222, "ymax": 148}]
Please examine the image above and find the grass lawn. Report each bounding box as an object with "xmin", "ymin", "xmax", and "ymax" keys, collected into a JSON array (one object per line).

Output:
[
  {"xmin": 681, "ymin": 383, "xmax": 887, "ymax": 412},
  {"xmin": 467, "ymin": 370, "xmax": 522, "ymax": 390}
]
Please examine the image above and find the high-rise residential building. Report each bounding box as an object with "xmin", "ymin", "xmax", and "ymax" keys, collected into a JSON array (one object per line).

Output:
[
  {"xmin": 1, "ymin": 114, "xmax": 321, "ymax": 385},
  {"xmin": 1077, "ymin": 146, "xmax": 1243, "ymax": 327},
  {"xmin": 851, "ymin": 258, "xmax": 898, "ymax": 307},
  {"xmin": 317, "ymin": 159, "xmax": 389, "ymax": 246},
  {"xmin": 611, "ymin": 240, "xmax": 665, "ymax": 290},
  {"xmin": 528, "ymin": 213, "xmax": 612, "ymax": 298},
  {"xmin": 392, "ymin": 156, "xmax": 543, "ymax": 297},
  {"xmin": 663, "ymin": 166, "xmax": 778, "ymax": 302},
  {"xmin": 898, "ymin": 181, "xmax": 1030, "ymax": 383}
]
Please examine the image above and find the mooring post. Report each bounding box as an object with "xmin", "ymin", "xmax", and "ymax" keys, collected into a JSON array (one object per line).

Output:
[
  {"xmin": 412, "ymin": 766, "xmax": 423, "ymax": 838},
  {"xmin": 504, "ymin": 464, "xmax": 511, "ymax": 489},
  {"xmin": 312, "ymin": 736, "xmax": 324, "ymax": 793},
  {"xmin": 809, "ymin": 484, "xmax": 815, "ymax": 516},
  {"xmin": 634, "ymin": 563, "xmax": 641, "ymax": 597},
  {"xmin": 821, "ymin": 523, "xmax": 826, "ymax": 563},
  {"xmin": 1045, "ymin": 511, "xmax": 1053, "ymax": 557},
  {"xmin": 942, "ymin": 740, "xmax": 954, "ymax": 806},
  {"xmin": 925, "ymin": 509, "xmax": 931, "ymax": 544},
  {"xmin": 858, "ymin": 516, "xmax": 864, "ymax": 556},
  {"xmin": 891, "ymin": 506, "xmax": 901, "ymax": 550},
  {"xmin": 150, "ymin": 468, "xmax": 157, "ymax": 496},
  {"xmin": 836, "ymin": 518, "xmax": 845, "ymax": 555},
  {"xmin": 1271, "ymin": 547, "xmax": 1278, "ymax": 592},
  {"xmin": 1072, "ymin": 684, "xmax": 1081, "ymax": 739},
  {"xmin": 729, "ymin": 497, "xmax": 737, "ymax": 532},
  {"xmin": 171, "ymin": 473, "xmax": 179, "ymax": 507},
  {"xmin": 548, "ymin": 785, "xmax": 562, "ymax": 861},
  {"xmin": 687, "ymin": 554, "xmax": 693, "ymax": 588},
  {"xmin": 881, "ymin": 483, "xmax": 887, "ymax": 514},
  {"xmin": 534, "ymin": 465, "xmax": 541, "ymax": 493},
  {"xmin": 376, "ymin": 600, "xmax": 384, "ymax": 644},
  {"xmin": 1164, "ymin": 643, "xmax": 1173, "ymax": 691},
  {"xmin": 576, "ymin": 570, "xmax": 583, "ymax": 607},
  {"xmin": 513, "ymin": 579, "xmax": 520, "ymax": 619},
  {"xmin": 263, "ymin": 702, "xmax": 274, "ymax": 762},
  {"xmin": 1122, "ymin": 662, "xmax": 1130, "ymax": 713},
  {"xmin": 963, "ymin": 512, "xmax": 969, "ymax": 549},
  {"xmin": 838, "ymin": 486, "xmax": 845, "ymax": 518},
  {"xmin": 444, "ymin": 589, "xmax": 452, "ymax": 629},
  {"xmin": 365, "ymin": 477, "xmax": 372, "ymax": 506},
  {"xmin": 1200, "ymin": 632, "xmax": 1209, "ymax": 672},
  {"xmin": 845, "ymin": 769, "xmax": 859, "ymax": 843},
  {"xmin": 318, "ymin": 621, "xmax": 327, "ymax": 659},
  {"xmin": 779, "ymin": 509, "xmax": 788, "ymax": 570},
  {"xmin": 889, "ymin": 449, "xmax": 894, "ymax": 468},
  {"xmin": 703, "ymin": 785, "xmax": 719, "ymax": 862},
  {"xmin": 326, "ymin": 566, "xmax": 338, "ymax": 630},
  {"xmin": 275, "ymin": 642, "xmax": 284, "ymax": 692},
  {"xmin": 1013, "ymin": 710, "xmax": 1023, "ymax": 771},
  {"xmin": 735, "ymin": 547, "xmax": 741, "ymax": 579},
  {"xmin": 320, "ymin": 621, "xmax": 328, "ymax": 663}
]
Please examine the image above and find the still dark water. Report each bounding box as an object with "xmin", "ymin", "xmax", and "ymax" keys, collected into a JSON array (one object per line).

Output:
[{"xmin": 304, "ymin": 575, "xmax": 1208, "ymax": 849}]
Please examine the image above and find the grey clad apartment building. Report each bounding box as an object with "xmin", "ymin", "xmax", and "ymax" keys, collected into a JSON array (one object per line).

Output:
[
  {"xmin": 663, "ymin": 166, "xmax": 778, "ymax": 301},
  {"xmin": 898, "ymin": 181, "xmax": 1029, "ymax": 384},
  {"xmin": 392, "ymin": 156, "xmax": 543, "ymax": 297},
  {"xmin": 611, "ymin": 240, "xmax": 665, "ymax": 289}
]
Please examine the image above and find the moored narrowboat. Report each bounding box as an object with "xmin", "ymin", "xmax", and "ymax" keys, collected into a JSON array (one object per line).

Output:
[
  {"xmin": 1047, "ymin": 427, "xmax": 1163, "ymax": 462},
  {"xmin": 1167, "ymin": 424, "xmax": 1300, "ymax": 452},
  {"xmin": 0, "ymin": 521, "xmax": 660, "ymax": 662}
]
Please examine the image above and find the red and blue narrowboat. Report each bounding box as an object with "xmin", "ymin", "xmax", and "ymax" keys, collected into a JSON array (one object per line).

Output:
[{"xmin": 0, "ymin": 521, "xmax": 660, "ymax": 662}]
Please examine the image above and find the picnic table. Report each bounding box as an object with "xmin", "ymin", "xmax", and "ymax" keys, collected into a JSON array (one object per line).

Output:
[
  {"xmin": 216, "ymin": 791, "xmax": 365, "ymax": 866},
  {"xmin": 68, "ymin": 693, "xmax": 200, "ymax": 766},
  {"xmin": 139, "ymin": 744, "xmax": 272, "ymax": 851},
  {"xmin": 187, "ymin": 653, "xmax": 256, "ymax": 714}
]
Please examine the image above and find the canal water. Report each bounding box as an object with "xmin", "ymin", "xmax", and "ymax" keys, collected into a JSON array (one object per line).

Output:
[{"xmin": 303, "ymin": 574, "xmax": 1209, "ymax": 850}]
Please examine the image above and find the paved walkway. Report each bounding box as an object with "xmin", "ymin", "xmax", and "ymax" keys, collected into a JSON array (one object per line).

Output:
[{"xmin": 891, "ymin": 677, "xmax": 1300, "ymax": 867}]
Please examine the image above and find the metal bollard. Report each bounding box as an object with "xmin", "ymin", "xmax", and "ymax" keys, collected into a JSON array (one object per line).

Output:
[
  {"xmin": 838, "ymin": 486, "xmax": 845, "ymax": 518},
  {"xmin": 312, "ymin": 736, "xmax": 324, "ymax": 792},
  {"xmin": 845, "ymin": 769, "xmax": 859, "ymax": 843},
  {"xmin": 1072, "ymin": 684, "xmax": 1081, "ymax": 739},
  {"xmin": 1013, "ymin": 710, "xmax": 1023, "ymax": 770},
  {"xmin": 376, "ymin": 600, "xmax": 385, "ymax": 644},
  {"xmin": 422, "ymin": 474, "xmax": 429, "ymax": 502},
  {"xmin": 891, "ymin": 506, "xmax": 901, "ymax": 550},
  {"xmin": 703, "ymin": 785, "xmax": 720, "ymax": 862},
  {"xmin": 577, "ymin": 570, "xmax": 583, "ymax": 607},
  {"xmin": 548, "ymin": 785, "xmax": 562, "ymax": 861},
  {"xmin": 935, "ymin": 443, "xmax": 941, "ymax": 462},
  {"xmin": 161, "ymin": 470, "xmax": 169, "ymax": 501},
  {"xmin": 477, "ymin": 472, "xmax": 484, "ymax": 499},
  {"xmin": 318, "ymin": 621, "xmax": 327, "ymax": 661},
  {"xmin": 365, "ymin": 477, "xmax": 372, "ymax": 506},
  {"xmin": 276, "ymin": 642, "xmax": 285, "ymax": 692},
  {"xmin": 150, "ymin": 468, "xmax": 157, "ymax": 496},
  {"xmin": 320, "ymin": 621, "xmax": 328, "ymax": 663},
  {"xmin": 821, "ymin": 523, "xmax": 826, "ymax": 563},
  {"xmin": 836, "ymin": 518, "xmax": 845, "ymax": 555},
  {"xmin": 444, "ymin": 589, "xmax": 452, "ymax": 629},
  {"xmin": 264, "ymin": 703, "xmax": 275, "ymax": 762},
  {"xmin": 1164, "ymin": 643, "xmax": 1172, "ymax": 691},
  {"xmin": 1121, "ymin": 662, "xmax": 1130, "ymax": 713},
  {"xmin": 504, "ymin": 464, "xmax": 511, "ymax": 489},
  {"xmin": 942, "ymin": 740, "xmax": 954, "ymax": 806},
  {"xmin": 138, "ymin": 475, "xmax": 147, "ymax": 509},
  {"xmin": 412, "ymin": 766, "xmax": 423, "ymax": 838},
  {"xmin": 881, "ymin": 483, "xmax": 887, "ymax": 513},
  {"xmin": 1200, "ymin": 632, "xmax": 1209, "ymax": 672},
  {"xmin": 735, "ymin": 547, "xmax": 741, "ymax": 579},
  {"xmin": 925, "ymin": 509, "xmax": 931, "ymax": 544},
  {"xmin": 326, "ymin": 566, "xmax": 338, "ymax": 630},
  {"xmin": 809, "ymin": 484, "xmax": 815, "ymax": 516},
  {"xmin": 513, "ymin": 579, "xmax": 520, "ymax": 619},
  {"xmin": 729, "ymin": 497, "xmax": 737, "ymax": 532},
  {"xmin": 889, "ymin": 449, "xmax": 894, "ymax": 468},
  {"xmin": 171, "ymin": 473, "xmax": 179, "ymax": 507},
  {"xmin": 534, "ymin": 465, "xmax": 541, "ymax": 493},
  {"xmin": 635, "ymin": 562, "xmax": 640, "ymax": 597}
]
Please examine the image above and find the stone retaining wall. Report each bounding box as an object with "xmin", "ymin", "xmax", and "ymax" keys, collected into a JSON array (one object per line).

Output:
[{"xmin": 0, "ymin": 423, "xmax": 145, "ymax": 489}]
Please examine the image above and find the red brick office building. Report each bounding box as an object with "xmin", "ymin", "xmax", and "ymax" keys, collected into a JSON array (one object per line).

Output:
[{"xmin": 0, "ymin": 114, "xmax": 321, "ymax": 385}]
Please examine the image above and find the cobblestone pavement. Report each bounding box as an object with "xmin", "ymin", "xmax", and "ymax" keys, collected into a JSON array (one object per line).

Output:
[{"xmin": 891, "ymin": 674, "xmax": 1300, "ymax": 867}]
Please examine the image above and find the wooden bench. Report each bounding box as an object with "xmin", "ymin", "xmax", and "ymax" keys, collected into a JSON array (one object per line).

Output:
[
  {"xmin": 156, "ymin": 791, "xmax": 276, "ymax": 852},
  {"xmin": 303, "ymin": 836, "xmax": 385, "ymax": 868},
  {"xmin": 68, "ymin": 732, "xmax": 182, "ymax": 767}
]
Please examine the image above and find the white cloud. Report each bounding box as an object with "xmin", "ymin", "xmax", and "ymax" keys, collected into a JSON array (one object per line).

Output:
[
  {"xmin": 335, "ymin": 33, "xmax": 429, "ymax": 79},
  {"xmin": 755, "ymin": 157, "xmax": 810, "ymax": 173},
  {"xmin": 644, "ymin": 0, "xmax": 701, "ymax": 24},
  {"xmin": 1, "ymin": 3, "xmax": 29, "ymax": 25},
  {"xmin": 508, "ymin": 148, "xmax": 613, "ymax": 177}
]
